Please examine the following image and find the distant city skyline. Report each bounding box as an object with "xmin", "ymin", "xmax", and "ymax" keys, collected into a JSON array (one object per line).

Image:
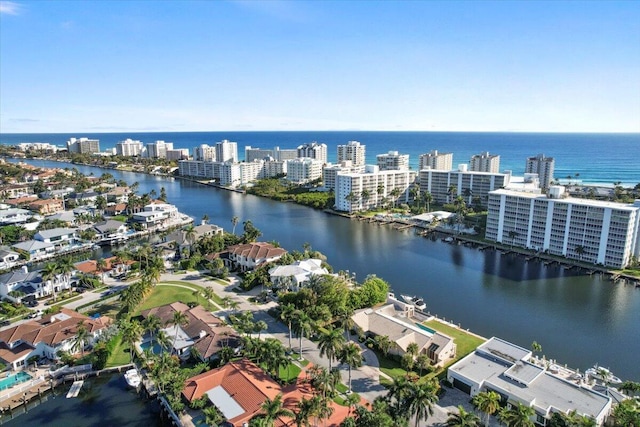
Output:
[{"xmin": 1, "ymin": 1, "xmax": 639, "ymax": 133}]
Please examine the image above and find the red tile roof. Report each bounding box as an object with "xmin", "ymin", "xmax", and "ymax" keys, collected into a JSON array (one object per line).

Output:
[{"xmin": 227, "ymin": 242, "xmax": 287, "ymax": 262}]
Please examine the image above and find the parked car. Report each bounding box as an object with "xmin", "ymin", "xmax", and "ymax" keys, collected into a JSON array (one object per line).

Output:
[
  {"xmin": 26, "ymin": 300, "xmax": 38, "ymax": 308},
  {"xmin": 0, "ymin": 320, "xmax": 10, "ymax": 327}
]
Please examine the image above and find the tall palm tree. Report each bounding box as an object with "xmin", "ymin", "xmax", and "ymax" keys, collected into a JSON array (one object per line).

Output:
[
  {"xmin": 41, "ymin": 262, "xmax": 60, "ymax": 302},
  {"xmin": 339, "ymin": 342, "xmax": 363, "ymax": 393},
  {"xmin": 231, "ymin": 215, "xmax": 239, "ymax": 235},
  {"xmin": 406, "ymin": 379, "xmax": 439, "ymax": 427},
  {"xmin": 317, "ymin": 326, "xmax": 346, "ymax": 371},
  {"xmin": 423, "ymin": 191, "xmax": 433, "ymax": 212},
  {"xmin": 256, "ymin": 393, "xmax": 294, "ymax": 426},
  {"xmin": 446, "ymin": 405, "xmax": 481, "ymax": 427},
  {"xmin": 472, "ymin": 391, "xmax": 501, "ymax": 427},
  {"xmin": 96, "ymin": 258, "xmax": 107, "ymax": 286},
  {"xmin": 72, "ymin": 321, "xmax": 91, "ymax": 357},
  {"xmin": 170, "ymin": 310, "xmax": 189, "ymax": 354},
  {"xmin": 120, "ymin": 319, "xmax": 144, "ymax": 363},
  {"xmin": 292, "ymin": 310, "xmax": 313, "ymax": 359},
  {"xmin": 57, "ymin": 257, "xmax": 75, "ymax": 295},
  {"xmin": 184, "ymin": 225, "xmax": 197, "ymax": 252},
  {"xmin": 202, "ymin": 287, "xmax": 215, "ymax": 310},
  {"xmin": 143, "ymin": 314, "xmax": 162, "ymax": 341},
  {"xmin": 498, "ymin": 402, "xmax": 535, "ymax": 427},
  {"xmin": 155, "ymin": 329, "xmax": 171, "ymax": 353},
  {"xmin": 254, "ymin": 320, "xmax": 268, "ymax": 340},
  {"xmin": 279, "ymin": 303, "xmax": 296, "ymax": 352}
]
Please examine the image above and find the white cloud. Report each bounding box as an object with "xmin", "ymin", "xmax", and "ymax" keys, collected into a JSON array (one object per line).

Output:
[{"xmin": 0, "ymin": 1, "xmax": 22, "ymax": 15}]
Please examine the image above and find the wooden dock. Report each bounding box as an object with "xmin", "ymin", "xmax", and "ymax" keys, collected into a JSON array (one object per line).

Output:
[{"xmin": 66, "ymin": 380, "xmax": 83, "ymax": 398}]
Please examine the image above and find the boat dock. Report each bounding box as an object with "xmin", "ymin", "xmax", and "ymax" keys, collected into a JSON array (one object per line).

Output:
[{"xmin": 66, "ymin": 380, "xmax": 84, "ymax": 398}]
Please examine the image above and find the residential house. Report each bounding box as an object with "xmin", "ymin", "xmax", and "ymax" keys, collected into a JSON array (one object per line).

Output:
[
  {"xmin": 74, "ymin": 256, "xmax": 132, "ymax": 278},
  {"xmin": 0, "ymin": 308, "xmax": 109, "ymax": 370},
  {"xmin": 132, "ymin": 201, "xmax": 179, "ymax": 229},
  {"xmin": 11, "ymin": 240, "xmax": 55, "ymax": 261},
  {"xmin": 182, "ymin": 359, "xmax": 350, "ymax": 427},
  {"xmin": 28, "ymin": 198, "xmax": 65, "ymax": 215},
  {"xmin": 0, "ymin": 184, "xmax": 32, "ymax": 199},
  {"xmin": 221, "ymin": 242, "xmax": 287, "ymax": 272},
  {"xmin": 45, "ymin": 211, "xmax": 77, "ymax": 226},
  {"xmin": 447, "ymin": 337, "xmax": 612, "ymax": 426},
  {"xmin": 269, "ymin": 258, "xmax": 328, "ymax": 290},
  {"xmin": 34, "ymin": 228, "xmax": 78, "ymax": 251},
  {"xmin": 0, "ymin": 265, "xmax": 73, "ymax": 302},
  {"xmin": 0, "ymin": 208, "xmax": 33, "ymax": 226},
  {"xmin": 92, "ymin": 219, "xmax": 128, "ymax": 244},
  {"xmin": 351, "ymin": 302, "xmax": 457, "ymax": 367},
  {"xmin": 140, "ymin": 302, "xmax": 240, "ymax": 362},
  {"xmin": 105, "ymin": 187, "xmax": 130, "ymax": 204},
  {"xmin": 165, "ymin": 223, "xmax": 223, "ymax": 253},
  {"xmin": 104, "ymin": 203, "xmax": 127, "ymax": 216},
  {"xmin": 68, "ymin": 191, "xmax": 99, "ymax": 206},
  {"xmin": 4, "ymin": 195, "xmax": 39, "ymax": 207},
  {"xmin": 0, "ymin": 248, "xmax": 20, "ymax": 270}
]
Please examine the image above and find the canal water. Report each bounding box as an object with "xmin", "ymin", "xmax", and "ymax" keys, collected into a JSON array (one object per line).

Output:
[{"xmin": 13, "ymin": 159, "xmax": 640, "ymax": 381}]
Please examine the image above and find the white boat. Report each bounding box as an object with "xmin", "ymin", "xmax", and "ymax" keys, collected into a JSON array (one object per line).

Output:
[
  {"xmin": 124, "ymin": 368, "xmax": 141, "ymax": 388},
  {"xmin": 400, "ymin": 295, "xmax": 427, "ymax": 311},
  {"xmin": 585, "ymin": 365, "xmax": 622, "ymax": 384}
]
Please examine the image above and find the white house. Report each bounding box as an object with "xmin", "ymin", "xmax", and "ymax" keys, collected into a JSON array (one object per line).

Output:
[
  {"xmin": 0, "ymin": 248, "xmax": 20, "ymax": 270},
  {"xmin": 34, "ymin": 228, "xmax": 78, "ymax": 251},
  {"xmin": 93, "ymin": 219, "xmax": 129, "ymax": 244},
  {"xmin": 0, "ymin": 266, "xmax": 74, "ymax": 302},
  {"xmin": 268, "ymin": 259, "xmax": 328, "ymax": 290},
  {"xmin": 11, "ymin": 240, "xmax": 55, "ymax": 261}
]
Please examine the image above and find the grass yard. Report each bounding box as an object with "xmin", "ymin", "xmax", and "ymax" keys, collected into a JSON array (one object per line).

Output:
[
  {"xmin": 106, "ymin": 335, "xmax": 132, "ymax": 368},
  {"xmin": 423, "ymin": 319, "xmax": 486, "ymax": 360},
  {"xmin": 135, "ymin": 285, "xmax": 207, "ymax": 314},
  {"xmin": 163, "ymin": 281, "xmax": 225, "ymax": 305},
  {"xmin": 278, "ymin": 362, "xmax": 302, "ymax": 383}
]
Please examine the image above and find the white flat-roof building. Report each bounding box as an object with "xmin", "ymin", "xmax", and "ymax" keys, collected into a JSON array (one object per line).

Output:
[
  {"xmin": 67, "ymin": 137, "xmax": 100, "ymax": 154},
  {"xmin": 146, "ymin": 140, "xmax": 174, "ymax": 159},
  {"xmin": 115, "ymin": 139, "xmax": 143, "ymax": 157},
  {"xmin": 418, "ymin": 165, "xmax": 512, "ymax": 208},
  {"xmin": 337, "ymin": 141, "xmax": 366, "ymax": 167},
  {"xmin": 322, "ymin": 161, "xmax": 365, "ymax": 191},
  {"xmin": 377, "ymin": 151, "xmax": 410, "ymax": 171},
  {"xmin": 526, "ymin": 153, "xmax": 555, "ymax": 190},
  {"xmin": 448, "ymin": 337, "xmax": 612, "ymax": 426},
  {"xmin": 470, "ymin": 151, "xmax": 500, "ymax": 173},
  {"xmin": 194, "ymin": 144, "xmax": 216, "ymax": 161},
  {"xmin": 297, "ymin": 142, "xmax": 328, "ymax": 164},
  {"xmin": 335, "ymin": 166, "xmax": 416, "ymax": 212},
  {"xmin": 419, "ymin": 150, "xmax": 453, "ymax": 171},
  {"xmin": 215, "ymin": 140, "xmax": 238, "ymax": 163},
  {"xmin": 178, "ymin": 160, "xmax": 221, "ymax": 179},
  {"xmin": 286, "ymin": 158, "xmax": 323, "ymax": 185},
  {"xmin": 486, "ymin": 186, "xmax": 640, "ymax": 268}
]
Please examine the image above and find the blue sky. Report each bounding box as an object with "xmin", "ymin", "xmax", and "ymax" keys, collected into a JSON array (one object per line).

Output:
[{"xmin": 1, "ymin": 0, "xmax": 639, "ymax": 133}]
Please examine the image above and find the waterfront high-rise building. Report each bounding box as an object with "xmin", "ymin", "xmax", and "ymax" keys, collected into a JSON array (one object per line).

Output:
[
  {"xmin": 525, "ymin": 153, "xmax": 555, "ymax": 190},
  {"xmin": 297, "ymin": 142, "xmax": 328, "ymax": 164},
  {"xmin": 470, "ymin": 151, "xmax": 500, "ymax": 173},
  {"xmin": 115, "ymin": 139, "xmax": 143, "ymax": 157},
  {"xmin": 245, "ymin": 146, "xmax": 275, "ymax": 163},
  {"xmin": 335, "ymin": 166, "xmax": 416, "ymax": 213},
  {"xmin": 337, "ymin": 141, "xmax": 366, "ymax": 167},
  {"xmin": 322, "ymin": 161, "xmax": 364, "ymax": 191},
  {"xmin": 419, "ymin": 150, "xmax": 453, "ymax": 171},
  {"xmin": 419, "ymin": 165, "xmax": 511, "ymax": 208},
  {"xmin": 194, "ymin": 144, "xmax": 216, "ymax": 161},
  {"xmin": 215, "ymin": 140, "xmax": 238, "ymax": 163},
  {"xmin": 485, "ymin": 186, "xmax": 640, "ymax": 268},
  {"xmin": 376, "ymin": 151, "xmax": 410, "ymax": 171},
  {"xmin": 145, "ymin": 140, "xmax": 174, "ymax": 159},
  {"xmin": 67, "ymin": 137, "xmax": 100, "ymax": 154},
  {"xmin": 286, "ymin": 158, "xmax": 324, "ymax": 185}
]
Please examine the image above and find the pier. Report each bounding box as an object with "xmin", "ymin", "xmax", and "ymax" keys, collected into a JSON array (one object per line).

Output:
[{"xmin": 66, "ymin": 380, "xmax": 83, "ymax": 398}]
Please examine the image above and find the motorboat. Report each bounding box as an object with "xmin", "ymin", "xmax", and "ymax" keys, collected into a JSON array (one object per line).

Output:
[
  {"xmin": 124, "ymin": 368, "xmax": 141, "ymax": 388},
  {"xmin": 585, "ymin": 365, "xmax": 622, "ymax": 384},
  {"xmin": 400, "ymin": 295, "xmax": 427, "ymax": 311}
]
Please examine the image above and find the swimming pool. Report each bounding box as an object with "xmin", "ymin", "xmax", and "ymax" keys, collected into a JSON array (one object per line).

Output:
[
  {"xmin": 139, "ymin": 339, "xmax": 164, "ymax": 355},
  {"xmin": 0, "ymin": 371, "xmax": 32, "ymax": 391}
]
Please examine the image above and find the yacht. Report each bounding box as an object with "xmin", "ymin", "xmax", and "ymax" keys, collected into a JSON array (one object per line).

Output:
[
  {"xmin": 585, "ymin": 364, "xmax": 622, "ymax": 384},
  {"xmin": 124, "ymin": 368, "xmax": 141, "ymax": 388},
  {"xmin": 400, "ymin": 294, "xmax": 427, "ymax": 311}
]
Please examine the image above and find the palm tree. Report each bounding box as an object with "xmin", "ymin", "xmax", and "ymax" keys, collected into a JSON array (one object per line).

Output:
[
  {"xmin": 292, "ymin": 310, "xmax": 313, "ymax": 359},
  {"xmin": 72, "ymin": 321, "xmax": 91, "ymax": 357},
  {"xmin": 423, "ymin": 191, "xmax": 433, "ymax": 212},
  {"xmin": 406, "ymin": 379, "xmax": 439, "ymax": 427},
  {"xmin": 203, "ymin": 406, "xmax": 223, "ymax": 426},
  {"xmin": 96, "ymin": 258, "xmax": 107, "ymax": 286},
  {"xmin": 374, "ymin": 335, "xmax": 392, "ymax": 357},
  {"xmin": 202, "ymin": 287, "xmax": 215, "ymax": 310},
  {"xmin": 41, "ymin": 262, "xmax": 59, "ymax": 302},
  {"xmin": 472, "ymin": 391, "xmax": 501, "ymax": 427},
  {"xmin": 498, "ymin": 402, "xmax": 535, "ymax": 427},
  {"xmin": 57, "ymin": 257, "xmax": 75, "ymax": 295},
  {"xmin": 339, "ymin": 342, "xmax": 363, "ymax": 393},
  {"xmin": 446, "ymin": 405, "xmax": 481, "ymax": 427},
  {"xmin": 171, "ymin": 310, "xmax": 189, "ymax": 353},
  {"xmin": 279, "ymin": 303, "xmax": 296, "ymax": 352},
  {"xmin": 254, "ymin": 320, "xmax": 268, "ymax": 340},
  {"xmin": 317, "ymin": 326, "xmax": 346, "ymax": 371},
  {"xmin": 143, "ymin": 314, "xmax": 162, "ymax": 341},
  {"xmin": 531, "ymin": 341, "xmax": 542, "ymax": 355},
  {"xmin": 155, "ymin": 329, "xmax": 171, "ymax": 352},
  {"xmin": 256, "ymin": 393, "xmax": 294, "ymax": 426},
  {"xmin": 231, "ymin": 215, "xmax": 239, "ymax": 235},
  {"xmin": 184, "ymin": 225, "xmax": 197, "ymax": 252},
  {"xmin": 120, "ymin": 319, "xmax": 144, "ymax": 363}
]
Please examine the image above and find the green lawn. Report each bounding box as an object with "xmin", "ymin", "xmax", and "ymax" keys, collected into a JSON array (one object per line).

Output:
[
  {"xmin": 278, "ymin": 362, "xmax": 302, "ymax": 383},
  {"xmin": 423, "ymin": 319, "xmax": 486, "ymax": 360},
  {"xmin": 135, "ymin": 286, "xmax": 209, "ymax": 314},
  {"xmin": 106, "ymin": 335, "xmax": 132, "ymax": 367},
  {"xmin": 162, "ymin": 281, "xmax": 225, "ymax": 305}
]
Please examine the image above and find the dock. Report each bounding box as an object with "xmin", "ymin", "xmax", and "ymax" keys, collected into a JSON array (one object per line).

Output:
[{"xmin": 66, "ymin": 380, "xmax": 84, "ymax": 398}]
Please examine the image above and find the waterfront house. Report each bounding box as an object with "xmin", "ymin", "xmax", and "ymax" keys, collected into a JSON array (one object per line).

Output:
[
  {"xmin": 28, "ymin": 198, "xmax": 64, "ymax": 215},
  {"xmin": 351, "ymin": 303, "xmax": 457, "ymax": 367},
  {"xmin": 0, "ymin": 184, "xmax": 32, "ymax": 199},
  {"xmin": 68, "ymin": 191, "xmax": 99, "ymax": 206},
  {"xmin": 132, "ymin": 201, "xmax": 179, "ymax": 229},
  {"xmin": 92, "ymin": 219, "xmax": 128, "ymax": 244},
  {"xmin": 104, "ymin": 203, "xmax": 127, "ymax": 216},
  {"xmin": 11, "ymin": 239, "xmax": 55, "ymax": 261},
  {"xmin": 4, "ymin": 195, "xmax": 39, "ymax": 207},
  {"xmin": 268, "ymin": 258, "xmax": 328, "ymax": 290},
  {"xmin": 447, "ymin": 337, "xmax": 612, "ymax": 426},
  {"xmin": 0, "ymin": 308, "xmax": 109, "ymax": 370},
  {"xmin": 34, "ymin": 228, "xmax": 78, "ymax": 251},
  {"xmin": 45, "ymin": 210, "xmax": 77, "ymax": 226},
  {"xmin": 165, "ymin": 223, "xmax": 223, "ymax": 253},
  {"xmin": 104, "ymin": 187, "xmax": 130, "ymax": 204},
  {"xmin": 140, "ymin": 302, "xmax": 240, "ymax": 362},
  {"xmin": 221, "ymin": 242, "xmax": 287, "ymax": 272}
]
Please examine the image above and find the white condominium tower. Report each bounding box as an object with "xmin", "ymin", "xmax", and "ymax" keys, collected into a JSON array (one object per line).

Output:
[
  {"xmin": 486, "ymin": 186, "xmax": 640, "ymax": 268},
  {"xmin": 337, "ymin": 141, "xmax": 366, "ymax": 167},
  {"xmin": 146, "ymin": 140, "xmax": 174, "ymax": 159},
  {"xmin": 525, "ymin": 153, "xmax": 555, "ymax": 190},
  {"xmin": 419, "ymin": 150, "xmax": 453, "ymax": 171},
  {"xmin": 67, "ymin": 137, "xmax": 100, "ymax": 154},
  {"xmin": 297, "ymin": 142, "xmax": 328, "ymax": 164},
  {"xmin": 376, "ymin": 151, "xmax": 410, "ymax": 171},
  {"xmin": 194, "ymin": 144, "xmax": 216, "ymax": 161},
  {"xmin": 115, "ymin": 139, "xmax": 143, "ymax": 157},
  {"xmin": 215, "ymin": 139, "xmax": 238, "ymax": 163},
  {"xmin": 470, "ymin": 151, "xmax": 500, "ymax": 173}
]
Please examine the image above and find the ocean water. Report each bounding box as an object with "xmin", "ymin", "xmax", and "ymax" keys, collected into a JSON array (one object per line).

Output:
[{"xmin": 1, "ymin": 131, "xmax": 639, "ymax": 186}]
